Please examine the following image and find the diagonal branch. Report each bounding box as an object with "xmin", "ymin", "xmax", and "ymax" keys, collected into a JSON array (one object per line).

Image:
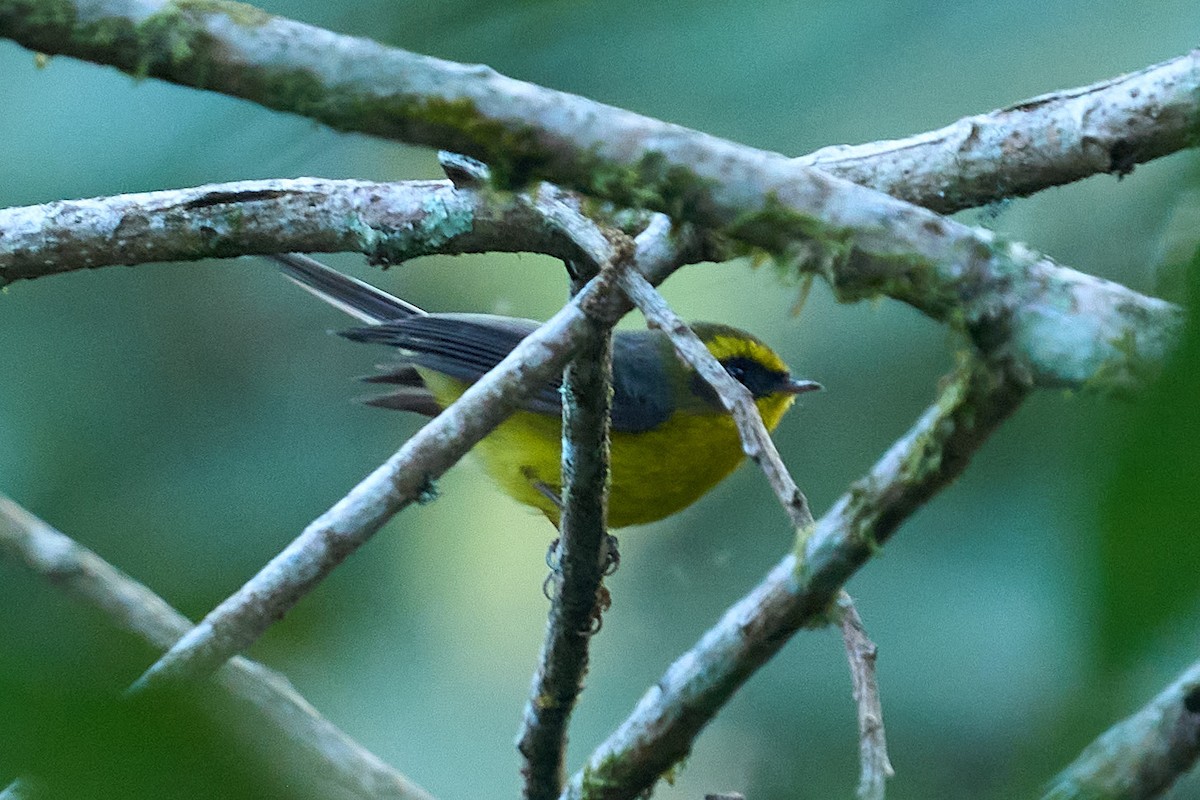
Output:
[
  {"xmin": 0, "ymin": 2, "xmax": 1189, "ymax": 389},
  {"xmin": 0, "ymin": 494, "xmax": 436, "ymax": 800},
  {"xmin": 1042, "ymin": 658, "xmax": 1200, "ymax": 800},
  {"xmin": 617, "ymin": 269, "xmax": 816, "ymax": 529},
  {"xmin": 562, "ymin": 357, "xmax": 1028, "ymax": 800},
  {"xmin": 126, "ymin": 214, "xmax": 705, "ymax": 692},
  {"xmin": 128, "ymin": 265, "xmax": 626, "ymax": 692},
  {"xmin": 1, "ymin": 1, "xmax": 1193, "ymax": 217}
]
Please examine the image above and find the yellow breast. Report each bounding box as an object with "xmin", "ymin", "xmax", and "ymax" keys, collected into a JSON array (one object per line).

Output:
[{"xmin": 420, "ymin": 370, "xmax": 794, "ymax": 528}]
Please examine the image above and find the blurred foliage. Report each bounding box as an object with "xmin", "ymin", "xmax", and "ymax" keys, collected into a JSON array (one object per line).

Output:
[
  {"xmin": 1098, "ymin": 246, "xmax": 1200, "ymax": 668},
  {"xmin": 3, "ymin": 0, "xmax": 1200, "ymax": 798},
  {"xmin": 0, "ymin": 681, "xmax": 302, "ymax": 800},
  {"xmin": 0, "ymin": 593, "xmax": 325, "ymax": 800}
]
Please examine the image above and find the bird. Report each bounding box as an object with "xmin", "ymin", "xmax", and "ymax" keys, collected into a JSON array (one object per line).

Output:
[{"xmin": 276, "ymin": 254, "xmax": 820, "ymax": 528}]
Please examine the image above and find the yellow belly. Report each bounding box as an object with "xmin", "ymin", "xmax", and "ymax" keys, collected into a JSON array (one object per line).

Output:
[{"xmin": 422, "ymin": 371, "xmax": 791, "ymax": 528}]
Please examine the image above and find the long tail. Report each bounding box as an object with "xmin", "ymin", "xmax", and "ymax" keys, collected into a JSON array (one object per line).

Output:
[{"xmin": 271, "ymin": 254, "xmax": 425, "ymax": 324}]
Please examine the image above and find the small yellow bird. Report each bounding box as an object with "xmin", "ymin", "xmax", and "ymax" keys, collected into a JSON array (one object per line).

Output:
[{"xmin": 278, "ymin": 255, "xmax": 819, "ymax": 528}]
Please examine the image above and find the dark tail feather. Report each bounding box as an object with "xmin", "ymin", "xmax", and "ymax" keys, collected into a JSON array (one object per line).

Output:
[
  {"xmin": 360, "ymin": 365, "xmax": 424, "ymax": 386},
  {"xmin": 357, "ymin": 364, "xmax": 441, "ymax": 415},
  {"xmin": 359, "ymin": 390, "xmax": 443, "ymax": 416},
  {"xmin": 338, "ymin": 324, "xmax": 411, "ymax": 346},
  {"xmin": 272, "ymin": 254, "xmax": 425, "ymax": 324}
]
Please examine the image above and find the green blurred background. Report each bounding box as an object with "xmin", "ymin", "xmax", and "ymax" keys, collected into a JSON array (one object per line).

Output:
[{"xmin": 2, "ymin": 1, "xmax": 1200, "ymax": 797}]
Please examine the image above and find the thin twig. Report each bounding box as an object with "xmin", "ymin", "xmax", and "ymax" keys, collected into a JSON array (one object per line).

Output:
[
  {"xmin": 517, "ymin": 215, "xmax": 679, "ymax": 800},
  {"xmin": 1042, "ymin": 658, "xmax": 1200, "ymax": 800},
  {"xmin": 0, "ymin": 495, "xmax": 436, "ymax": 800},
  {"xmin": 518, "ymin": 283, "xmax": 618, "ymax": 800},
  {"xmin": 618, "ymin": 270, "xmax": 815, "ymax": 529},
  {"xmin": 562, "ymin": 358, "xmax": 1028, "ymax": 800},
  {"xmin": 836, "ymin": 592, "xmax": 894, "ymax": 800}
]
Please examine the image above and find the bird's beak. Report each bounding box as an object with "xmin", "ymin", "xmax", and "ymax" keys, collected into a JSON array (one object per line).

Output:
[{"xmin": 783, "ymin": 379, "xmax": 823, "ymax": 395}]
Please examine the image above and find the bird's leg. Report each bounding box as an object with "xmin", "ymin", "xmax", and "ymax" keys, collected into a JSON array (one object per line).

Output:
[
  {"xmin": 530, "ymin": 476, "xmax": 620, "ymax": 574},
  {"xmin": 530, "ymin": 478, "xmax": 564, "ymax": 511},
  {"xmin": 600, "ymin": 534, "xmax": 620, "ymax": 576},
  {"xmin": 525, "ymin": 475, "xmax": 566, "ymax": 599},
  {"xmin": 527, "ymin": 474, "xmax": 618, "ymax": 609},
  {"xmin": 529, "ymin": 477, "xmax": 565, "ymax": 570}
]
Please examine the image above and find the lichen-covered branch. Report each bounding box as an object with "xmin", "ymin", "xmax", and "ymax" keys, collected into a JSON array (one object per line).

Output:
[
  {"xmin": 562, "ymin": 358, "xmax": 1028, "ymax": 800},
  {"xmin": 0, "ymin": 178, "xmax": 597, "ymax": 285},
  {"xmin": 0, "ymin": 495, "xmax": 436, "ymax": 800},
  {"xmin": 1, "ymin": 176, "xmax": 1179, "ymax": 401},
  {"xmin": 0, "ymin": 1, "xmax": 1190, "ymax": 390},
  {"xmin": 1043, "ymin": 659, "xmax": 1200, "ymax": 800}
]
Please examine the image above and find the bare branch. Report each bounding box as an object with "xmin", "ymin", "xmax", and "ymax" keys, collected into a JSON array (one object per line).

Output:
[
  {"xmin": 125, "ymin": 212, "xmax": 703, "ymax": 691},
  {"xmin": 1043, "ymin": 659, "xmax": 1200, "ymax": 800},
  {"xmin": 0, "ymin": 3, "xmax": 1187, "ymax": 390},
  {"xmin": 562, "ymin": 358, "xmax": 1028, "ymax": 800},
  {"xmin": 518, "ymin": 301, "xmax": 617, "ymax": 800},
  {"xmin": 0, "ymin": 495, "xmax": 436, "ymax": 800},
  {"xmin": 798, "ymin": 51, "xmax": 1200, "ymax": 214},
  {"xmin": 517, "ymin": 216, "xmax": 702, "ymax": 800},
  {"xmin": 618, "ymin": 270, "xmax": 816, "ymax": 529},
  {"xmin": 836, "ymin": 592, "xmax": 893, "ymax": 800}
]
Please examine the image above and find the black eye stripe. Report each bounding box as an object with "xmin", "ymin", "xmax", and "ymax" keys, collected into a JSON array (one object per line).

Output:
[{"xmin": 720, "ymin": 356, "xmax": 788, "ymax": 398}]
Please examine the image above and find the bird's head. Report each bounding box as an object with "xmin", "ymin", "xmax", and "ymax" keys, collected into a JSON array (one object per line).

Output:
[{"xmin": 690, "ymin": 323, "xmax": 821, "ymax": 429}]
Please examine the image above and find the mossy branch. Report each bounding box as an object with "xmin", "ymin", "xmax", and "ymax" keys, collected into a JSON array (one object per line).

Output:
[
  {"xmin": 516, "ymin": 198, "xmax": 626, "ymax": 800},
  {"xmin": 0, "ymin": 177, "xmax": 1179, "ymax": 397}
]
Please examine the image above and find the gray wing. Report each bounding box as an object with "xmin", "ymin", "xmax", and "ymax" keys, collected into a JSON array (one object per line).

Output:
[
  {"xmin": 608, "ymin": 330, "xmax": 674, "ymax": 433},
  {"xmin": 344, "ymin": 322, "xmax": 676, "ymax": 432},
  {"xmin": 342, "ymin": 314, "xmax": 563, "ymax": 417}
]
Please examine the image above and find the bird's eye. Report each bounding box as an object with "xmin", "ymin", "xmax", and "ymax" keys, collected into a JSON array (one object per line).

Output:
[{"xmin": 725, "ymin": 363, "xmax": 745, "ymax": 381}]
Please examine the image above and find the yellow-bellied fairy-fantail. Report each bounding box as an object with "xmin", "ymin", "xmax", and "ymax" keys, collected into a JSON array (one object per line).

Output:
[{"xmin": 279, "ymin": 256, "xmax": 819, "ymax": 528}]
